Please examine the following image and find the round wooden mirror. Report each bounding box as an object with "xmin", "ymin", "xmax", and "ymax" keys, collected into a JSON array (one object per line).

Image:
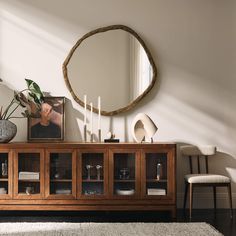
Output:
[{"xmin": 63, "ymin": 25, "xmax": 157, "ymax": 116}]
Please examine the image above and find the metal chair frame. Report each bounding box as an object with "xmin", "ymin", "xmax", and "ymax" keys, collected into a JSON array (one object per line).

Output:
[{"xmin": 183, "ymin": 155, "xmax": 233, "ymax": 219}]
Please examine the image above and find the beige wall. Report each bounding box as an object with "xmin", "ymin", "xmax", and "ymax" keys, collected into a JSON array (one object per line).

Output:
[{"xmin": 0, "ymin": 0, "xmax": 235, "ymax": 208}]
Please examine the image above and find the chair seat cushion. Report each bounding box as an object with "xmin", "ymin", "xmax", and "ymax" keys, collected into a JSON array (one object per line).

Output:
[
  {"xmin": 180, "ymin": 145, "xmax": 216, "ymax": 156},
  {"xmin": 185, "ymin": 174, "xmax": 230, "ymax": 183}
]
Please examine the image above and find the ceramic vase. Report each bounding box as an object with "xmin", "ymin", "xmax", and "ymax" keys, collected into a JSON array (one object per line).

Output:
[{"xmin": 0, "ymin": 120, "xmax": 17, "ymax": 143}]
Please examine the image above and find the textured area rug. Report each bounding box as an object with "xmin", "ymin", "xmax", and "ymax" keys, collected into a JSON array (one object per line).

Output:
[{"xmin": 0, "ymin": 222, "xmax": 222, "ymax": 236}]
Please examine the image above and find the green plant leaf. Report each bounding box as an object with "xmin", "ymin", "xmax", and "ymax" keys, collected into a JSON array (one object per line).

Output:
[
  {"xmin": 14, "ymin": 92, "xmax": 30, "ymax": 108},
  {"xmin": 28, "ymin": 92, "xmax": 40, "ymax": 104},
  {"xmin": 1, "ymin": 78, "xmax": 43, "ymax": 120},
  {"xmin": 25, "ymin": 79, "xmax": 44, "ymax": 104},
  {"xmin": 21, "ymin": 111, "xmax": 27, "ymax": 117}
]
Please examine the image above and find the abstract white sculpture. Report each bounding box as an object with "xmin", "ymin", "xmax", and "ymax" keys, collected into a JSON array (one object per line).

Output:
[{"xmin": 131, "ymin": 113, "xmax": 158, "ymax": 143}]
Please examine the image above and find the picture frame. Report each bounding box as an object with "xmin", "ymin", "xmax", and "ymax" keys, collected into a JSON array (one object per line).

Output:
[{"xmin": 28, "ymin": 97, "xmax": 65, "ymax": 142}]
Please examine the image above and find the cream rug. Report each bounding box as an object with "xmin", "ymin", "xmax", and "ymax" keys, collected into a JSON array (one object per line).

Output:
[{"xmin": 0, "ymin": 222, "xmax": 222, "ymax": 236}]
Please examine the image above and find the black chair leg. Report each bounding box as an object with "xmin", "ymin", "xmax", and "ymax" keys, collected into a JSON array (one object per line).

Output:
[
  {"xmin": 183, "ymin": 182, "xmax": 189, "ymax": 210},
  {"xmin": 227, "ymin": 184, "xmax": 233, "ymax": 218},
  {"xmin": 213, "ymin": 186, "xmax": 217, "ymax": 210},
  {"xmin": 189, "ymin": 183, "xmax": 193, "ymax": 219}
]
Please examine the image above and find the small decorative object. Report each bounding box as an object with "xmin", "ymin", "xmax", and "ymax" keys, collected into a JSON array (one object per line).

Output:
[
  {"xmin": 0, "ymin": 120, "xmax": 17, "ymax": 143},
  {"xmin": 131, "ymin": 113, "xmax": 157, "ymax": 143},
  {"xmin": 104, "ymin": 131, "xmax": 119, "ymax": 143},
  {"xmin": 1, "ymin": 159, "xmax": 8, "ymax": 177},
  {"xmin": 54, "ymin": 172, "xmax": 60, "ymax": 179},
  {"xmin": 156, "ymin": 162, "xmax": 162, "ymax": 180},
  {"xmin": 86, "ymin": 164, "xmax": 93, "ymax": 180},
  {"xmin": 116, "ymin": 188, "xmax": 135, "ymax": 196},
  {"xmin": 28, "ymin": 97, "xmax": 65, "ymax": 142},
  {"xmin": 0, "ymin": 187, "xmax": 7, "ymax": 195},
  {"xmin": 84, "ymin": 123, "xmax": 87, "ymax": 142},
  {"xmin": 147, "ymin": 188, "xmax": 166, "ymax": 196},
  {"xmin": 0, "ymin": 79, "xmax": 43, "ymax": 143},
  {"xmin": 96, "ymin": 165, "xmax": 102, "ymax": 180},
  {"xmin": 84, "ymin": 190, "xmax": 101, "ymax": 195},
  {"xmin": 119, "ymin": 168, "xmax": 130, "ymax": 180},
  {"xmin": 19, "ymin": 171, "xmax": 40, "ymax": 180},
  {"xmin": 55, "ymin": 189, "xmax": 71, "ymax": 195},
  {"xmin": 25, "ymin": 186, "xmax": 34, "ymax": 195}
]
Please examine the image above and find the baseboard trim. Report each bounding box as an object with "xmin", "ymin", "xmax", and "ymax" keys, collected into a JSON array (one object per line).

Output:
[{"xmin": 177, "ymin": 192, "xmax": 236, "ymax": 209}]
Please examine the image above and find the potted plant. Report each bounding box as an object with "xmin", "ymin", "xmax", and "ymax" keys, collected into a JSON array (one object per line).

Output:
[{"xmin": 0, "ymin": 79, "xmax": 43, "ymax": 143}]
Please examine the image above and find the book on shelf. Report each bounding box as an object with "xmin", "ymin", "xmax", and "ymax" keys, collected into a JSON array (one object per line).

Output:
[
  {"xmin": 147, "ymin": 188, "xmax": 166, "ymax": 195},
  {"xmin": 55, "ymin": 189, "xmax": 71, "ymax": 195},
  {"xmin": 19, "ymin": 172, "xmax": 40, "ymax": 180}
]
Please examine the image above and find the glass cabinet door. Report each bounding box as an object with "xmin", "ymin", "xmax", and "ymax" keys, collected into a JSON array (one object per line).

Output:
[
  {"xmin": 78, "ymin": 150, "xmax": 108, "ymax": 198},
  {"xmin": 14, "ymin": 150, "xmax": 44, "ymax": 199},
  {"xmin": 45, "ymin": 150, "xmax": 76, "ymax": 199},
  {"xmin": 0, "ymin": 150, "xmax": 12, "ymax": 199},
  {"xmin": 141, "ymin": 148, "xmax": 175, "ymax": 199},
  {"xmin": 110, "ymin": 150, "xmax": 140, "ymax": 198}
]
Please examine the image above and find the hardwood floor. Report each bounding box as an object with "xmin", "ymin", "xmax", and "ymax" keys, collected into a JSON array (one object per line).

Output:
[
  {"xmin": 178, "ymin": 209, "xmax": 235, "ymax": 236},
  {"xmin": 0, "ymin": 209, "xmax": 235, "ymax": 236}
]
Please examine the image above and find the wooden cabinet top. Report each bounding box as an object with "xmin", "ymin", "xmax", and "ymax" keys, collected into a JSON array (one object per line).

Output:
[{"xmin": 0, "ymin": 142, "xmax": 176, "ymax": 149}]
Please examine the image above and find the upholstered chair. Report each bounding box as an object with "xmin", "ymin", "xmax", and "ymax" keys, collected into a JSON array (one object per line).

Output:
[{"xmin": 180, "ymin": 145, "xmax": 233, "ymax": 219}]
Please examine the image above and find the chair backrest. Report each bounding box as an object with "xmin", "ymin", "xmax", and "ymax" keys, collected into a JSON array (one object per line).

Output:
[
  {"xmin": 187, "ymin": 155, "xmax": 209, "ymax": 174},
  {"xmin": 180, "ymin": 145, "xmax": 216, "ymax": 174}
]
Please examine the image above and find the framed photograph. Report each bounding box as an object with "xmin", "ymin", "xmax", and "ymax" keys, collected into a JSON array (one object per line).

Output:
[{"xmin": 28, "ymin": 97, "xmax": 65, "ymax": 142}]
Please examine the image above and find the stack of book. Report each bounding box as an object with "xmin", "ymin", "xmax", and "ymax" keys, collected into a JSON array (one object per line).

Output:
[
  {"xmin": 55, "ymin": 189, "xmax": 71, "ymax": 195},
  {"xmin": 147, "ymin": 188, "xmax": 166, "ymax": 195},
  {"xmin": 19, "ymin": 172, "xmax": 40, "ymax": 180}
]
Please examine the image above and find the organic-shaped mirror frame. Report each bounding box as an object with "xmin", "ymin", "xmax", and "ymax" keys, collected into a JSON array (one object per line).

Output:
[{"xmin": 63, "ymin": 25, "xmax": 157, "ymax": 116}]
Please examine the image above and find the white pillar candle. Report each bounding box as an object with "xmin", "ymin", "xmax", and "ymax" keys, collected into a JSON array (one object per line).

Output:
[
  {"xmin": 90, "ymin": 102, "xmax": 93, "ymax": 135},
  {"xmin": 98, "ymin": 96, "xmax": 101, "ymax": 129},
  {"xmin": 84, "ymin": 95, "xmax": 87, "ymax": 125}
]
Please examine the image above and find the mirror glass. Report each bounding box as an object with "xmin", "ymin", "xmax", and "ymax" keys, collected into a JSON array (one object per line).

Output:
[{"xmin": 63, "ymin": 25, "xmax": 157, "ymax": 116}]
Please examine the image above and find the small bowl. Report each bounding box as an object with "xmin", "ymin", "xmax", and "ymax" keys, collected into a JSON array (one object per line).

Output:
[{"xmin": 116, "ymin": 189, "xmax": 135, "ymax": 195}]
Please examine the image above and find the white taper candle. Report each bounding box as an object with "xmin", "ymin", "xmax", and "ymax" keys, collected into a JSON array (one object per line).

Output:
[{"xmin": 90, "ymin": 102, "xmax": 93, "ymax": 135}]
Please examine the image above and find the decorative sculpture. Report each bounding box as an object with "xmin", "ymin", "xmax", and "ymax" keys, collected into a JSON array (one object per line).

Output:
[
  {"xmin": 96, "ymin": 165, "xmax": 102, "ymax": 180},
  {"xmin": 131, "ymin": 113, "xmax": 157, "ymax": 143}
]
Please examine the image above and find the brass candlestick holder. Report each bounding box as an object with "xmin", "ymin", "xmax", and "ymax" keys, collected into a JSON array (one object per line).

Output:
[
  {"xmin": 96, "ymin": 165, "xmax": 102, "ymax": 180},
  {"xmin": 90, "ymin": 133, "xmax": 94, "ymax": 142},
  {"xmin": 86, "ymin": 165, "xmax": 93, "ymax": 180}
]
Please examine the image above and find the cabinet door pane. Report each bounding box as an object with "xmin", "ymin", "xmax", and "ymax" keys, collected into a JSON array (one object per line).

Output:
[
  {"xmin": 18, "ymin": 153, "xmax": 41, "ymax": 196},
  {"xmin": 49, "ymin": 152, "xmax": 74, "ymax": 196},
  {"xmin": 81, "ymin": 153, "xmax": 104, "ymax": 196},
  {"xmin": 113, "ymin": 153, "xmax": 136, "ymax": 196},
  {"xmin": 145, "ymin": 153, "xmax": 167, "ymax": 196},
  {"xmin": 0, "ymin": 153, "xmax": 10, "ymax": 197}
]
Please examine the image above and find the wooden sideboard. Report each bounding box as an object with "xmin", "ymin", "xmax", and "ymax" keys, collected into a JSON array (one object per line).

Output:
[{"xmin": 0, "ymin": 142, "xmax": 176, "ymax": 217}]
